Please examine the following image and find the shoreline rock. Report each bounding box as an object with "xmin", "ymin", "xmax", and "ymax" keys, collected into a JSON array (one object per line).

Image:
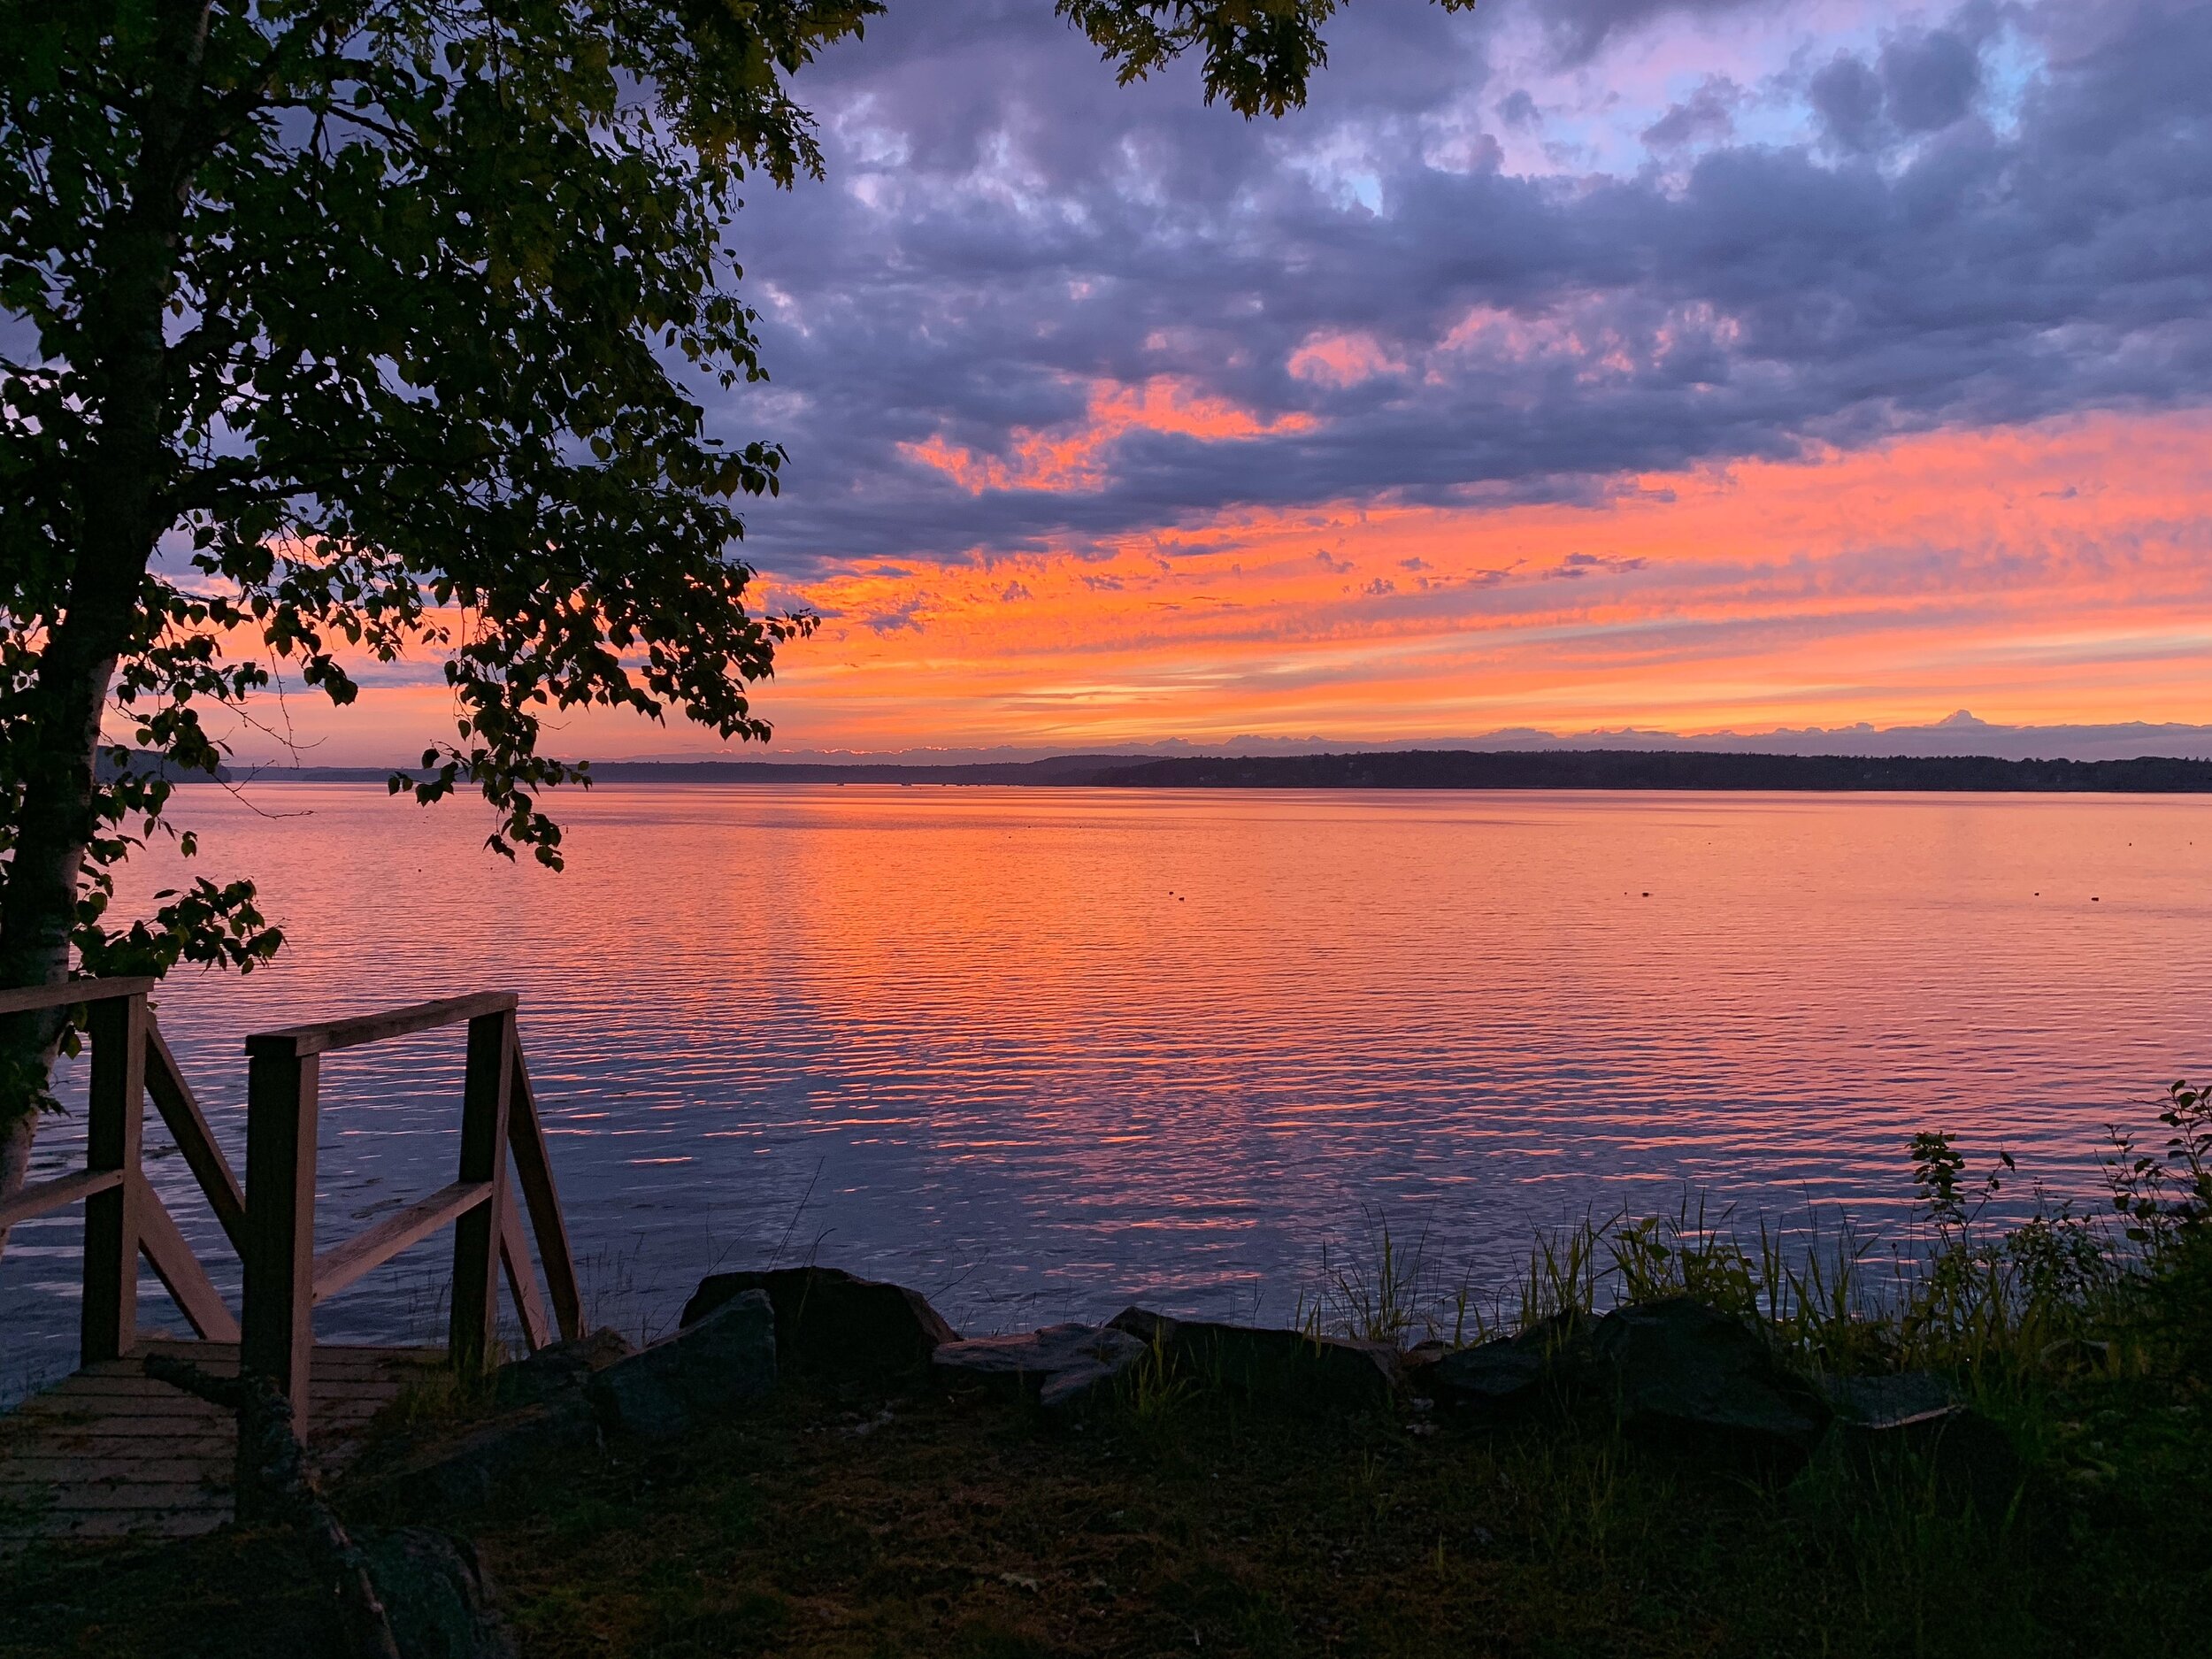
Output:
[
  {"xmin": 1108, "ymin": 1308, "xmax": 1400, "ymax": 1409},
  {"xmin": 1430, "ymin": 1310, "xmax": 1599, "ymax": 1417},
  {"xmin": 1815, "ymin": 1370, "xmax": 2023, "ymax": 1518},
  {"xmin": 492, "ymin": 1328, "xmax": 635, "ymax": 1413},
  {"xmin": 932, "ymin": 1323, "xmax": 1146, "ymax": 1410},
  {"xmin": 588, "ymin": 1287, "xmax": 778, "ymax": 1440},
  {"xmin": 1590, "ymin": 1297, "xmax": 1830, "ymax": 1455},
  {"xmin": 681, "ymin": 1266, "xmax": 957, "ymax": 1381}
]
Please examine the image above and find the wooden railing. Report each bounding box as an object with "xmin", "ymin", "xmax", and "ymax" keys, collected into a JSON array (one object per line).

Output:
[
  {"xmin": 242, "ymin": 993, "xmax": 580, "ymax": 1437},
  {"xmin": 0, "ymin": 979, "xmax": 242, "ymax": 1361},
  {"xmin": 1, "ymin": 980, "xmax": 580, "ymax": 1444}
]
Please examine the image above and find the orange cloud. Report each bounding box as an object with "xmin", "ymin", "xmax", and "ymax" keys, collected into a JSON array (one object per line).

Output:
[
  {"xmin": 172, "ymin": 410, "xmax": 2212, "ymax": 763},
  {"xmin": 1287, "ymin": 332, "xmax": 1406, "ymax": 388},
  {"xmin": 771, "ymin": 409, "xmax": 2212, "ymax": 749},
  {"xmin": 898, "ymin": 375, "xmax": 1315, "ymax": 494}
]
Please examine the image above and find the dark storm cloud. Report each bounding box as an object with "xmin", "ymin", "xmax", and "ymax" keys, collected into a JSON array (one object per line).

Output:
[
  {"xmin": 715, "ymin": 0, "xmax": 2212, "ymax": 572},
  {"xmin": 1879, "ymin": 28, "xmax": 1983, "ymax": 132},
  {"xmin": 1642, "ymin": 77, "xmax": 1741, "ymax": 150},
  {"xmin": 1809, "ymin": 53, "xmax": 1886, "ymax": 152},
  {"xmin": 1536, "ymin": 0, "xmax": 1768, "ymax": 67}
]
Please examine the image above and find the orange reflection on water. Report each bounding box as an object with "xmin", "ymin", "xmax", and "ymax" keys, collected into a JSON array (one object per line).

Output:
[{"xmin": 19, "ymin": 781, "xmax": 2198, "ymax": 1377}]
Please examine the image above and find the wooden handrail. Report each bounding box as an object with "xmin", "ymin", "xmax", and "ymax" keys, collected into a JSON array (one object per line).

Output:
[
  {"xmin": 0, "ymin": 1167, "xmax": 122, "ymax": 1231},
  {"xmin": 79, "ymin": 994, "xmax": 148, "ymax": 1364},
  {"xmin": 135, "ymin": 1174, "xmax": 241, "ymax": 1343},
  {"xmin": 145, "ymin": 1024, "xmax": 248, "ymax": 1251},
  {"xmin": 447, "ymin": 1010, "xmax": 514, "ymax": 1372},
  {"xmin": 240, "ymin": 995, "xmax": 578, "ymax": 1440},
  {"xmin": 246, "ymin": 992, "xmax": 519, "ymax": 1057},
  {"xmin": 0, "ymin": 981, "xmax": 580, "ymax": 1466},
  {"xmin": 3, "ymin": 987, "xmax": 585, "ymax": 1409},
  {"xmin": 0, "ymin": 994, "xmax": 250, "ymax": 1366},
  {"xmin": 505, "ymin": 1045, "xmax": 581, "ymax": 1342},
  {"xmin": 499, "ymin": 1201, "xmax": 552, "ymax": 1351},
  {"xmin": 311, "ymin": 1179, "xmax": 492, "ymax": 1303},
  {"xmin": 0, "ymin": 977, "xmax": 157, "ymax": 1017}
]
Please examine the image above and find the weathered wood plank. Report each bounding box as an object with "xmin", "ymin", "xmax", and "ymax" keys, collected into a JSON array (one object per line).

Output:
[
  {"xmin": 44, "ymin": 1375, "xmax": 413, "ymax": 1407},
  {"xmin": 12, "ymin": 1482, "xmax": 227, "ymax": 1511},
  {"xmin": 4, "ymin": 1419, "xmax": 216, "ymax": 1439},
  {"xmin": 246, "ymin": 992, "xmax": 518, "ymax": 1058},
  {"xmin": 144, "ymin": 1021, "xmax": 248, "ymax": 1250},
  {"xmin": 0, "ymin": 1166, "xmax": 121, "ymax": 1231},
  {"xmin": 0, "ymin": 978, "xmax": 157, "ymax": 1017},
  {"xmin": 0, "ymin": 1340, "xmax": 444, "ymax": 1545},
  {"xmin": 0, "ymin": 1521, "xmax": 211, "ymax": 1543},
  {"xmin": 137, "ymin": 1178, "xmax": 241, "ymax": 1342},
  {"xmin": 311, "ymin": 1179, "xmax": 491, "ymax": 1304},
  {"xmin": 5, "ymin": 1407, "xmax": 222, "ymax": 1433},
  {"xmin": 1, "ymin": 1455, "xmax": 227, "ymax": 1483},
  {"xmin": 499, "ymin": 1193, "xmax": 552, "ymax": 1352},
  {"xmin": 449, "ymin": 1010, "xmax": 514, "ymax": 1372},
  {"xmin": 506, "ymin": 1041, "xmax": 583, "ymax": 1341},
  {"xmin": 5, "ymin": 1519, "xmax": 223, "ymax": 1543},
  {"xmin": 2, "ymin": 1433, "xmax": 233, "ymax": 1456},
  {"xmin": 241, "ymin": 1048, "xmax": 319, "ymax": 1440},
  {"xmin": 157, "ymin": 1348, "xmax": 438, "ymax": 1388},
  {"xmin": 81, "ymin": 995, "xmax": 148, "ymax": 1365}
]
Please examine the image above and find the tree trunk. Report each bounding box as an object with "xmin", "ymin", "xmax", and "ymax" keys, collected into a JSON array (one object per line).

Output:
[
  {"xmin": 0, "ymin": 617, "xmax": 130, "ymax": 1259},
  {"xmin": 0, "ymin": 0, "xmax": 211, "ymax": 1262},
  {"xmin": 0, "ymin": 1111, "xmax": 37, "ymax": 1259}
]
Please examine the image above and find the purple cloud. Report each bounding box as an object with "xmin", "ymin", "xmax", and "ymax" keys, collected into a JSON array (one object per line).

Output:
[{"xmin": 702, "ymin": 0, "xmax": 2212, "ymax": 574}]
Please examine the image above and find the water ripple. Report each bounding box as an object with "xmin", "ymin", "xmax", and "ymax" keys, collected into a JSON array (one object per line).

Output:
[{"xmin": 4, "ymin": 785, "xmax": 2207, "ymax": 1397}]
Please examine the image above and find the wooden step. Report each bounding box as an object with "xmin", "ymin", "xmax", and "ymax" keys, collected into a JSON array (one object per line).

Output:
[{"xmin": 0, "ymin": 1338, "xmax": 445, "ymax": 1545}]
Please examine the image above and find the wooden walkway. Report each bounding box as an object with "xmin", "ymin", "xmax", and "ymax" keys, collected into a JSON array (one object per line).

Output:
[
  {"xmin": 0, "ymin": 1340, "xmax": 445, "ymax": 1544},
  {"xmin": 0, "ymin": 980, "xmax": 581, "ymax": 1547}
]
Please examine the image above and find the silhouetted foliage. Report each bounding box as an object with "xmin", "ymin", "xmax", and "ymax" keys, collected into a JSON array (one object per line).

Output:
[{"xmin": 0, "ymin": 1, "xmax": 1417, "ymax": 1134}]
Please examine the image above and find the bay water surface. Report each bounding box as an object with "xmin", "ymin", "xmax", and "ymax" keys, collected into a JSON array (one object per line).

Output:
[{"xmin": 6, "ymin": 784, "xmax": 2209, "ymax": 1397}]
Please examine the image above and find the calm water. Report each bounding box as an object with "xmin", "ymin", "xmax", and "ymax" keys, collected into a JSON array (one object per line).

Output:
[{"xmin": 6, "ymin": 785, "xmax": 2209, "ymax": 1395}]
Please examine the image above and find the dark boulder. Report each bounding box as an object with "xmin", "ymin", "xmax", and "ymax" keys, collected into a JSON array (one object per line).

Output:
[
  {"xmin": 681, "ymin": 1266, "xmax": 956, "ymax": 1379},
  {"xmin": 932, "ymin": 1323, "xmax": 1146, "ymax": 1410},
  {"xmin": 362, "ymin": 1527, "xmax": 517, "ymax": 1659},
  {"xmin": 1816, "ymin": 1369, "xmax": 1959, "ymax": 1430},
  {"xmin": 588, "ymin": 1287, "xmax": 776, "ymax": 1440},
  {"xmin": 1815, "ymin": 1371, "xmax": 2024, "ymax": 1519},
  {"xmin": 1589, "ymin": 1297, "xmax": 1828, "ymax": 1455},
  {"xmin": 1108, "ymin": 1308, "xmax": 1398, "ymax": 1409},
  {"xmin": 1400, "ymin": 1338, "xmax": 1450, "ymax": 1375},
  {"xmin": 1434, "ymin": 1341, "xmax": 1546, "ymax": 1409},
  {"xmin": 1431, "ymin": 1310, "xmax": 1599, "ymax": 1417},
  {"xmin": 492, "ymin": 1327, "xmax": 634, "ymax": 1412}
]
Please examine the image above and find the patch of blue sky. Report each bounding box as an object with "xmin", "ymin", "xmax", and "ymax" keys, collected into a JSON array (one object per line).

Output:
[
  {"xmin": 1279, "ymin": 127, "xmax": 1392, "ymax": 215},
  {"xmin": 1483, "ymin": 4, "xmax": 1945, "ymax": 180},
  {"xmin": 1978, "ymin": 22, "xmax": 2046, "ymax": 141}
]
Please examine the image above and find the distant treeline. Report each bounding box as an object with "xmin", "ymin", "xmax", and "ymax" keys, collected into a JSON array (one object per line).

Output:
[
  {"xmin": 104, "ymin": 749, "xmax": 2212, "ymax": 792},
  {"xmin": 1071, "ymin": 750, "xmax": 2212, "ymax": 791},
  {"xmin": 98, "ymin": 753, "xmax": 1122, "ymax": 786}
]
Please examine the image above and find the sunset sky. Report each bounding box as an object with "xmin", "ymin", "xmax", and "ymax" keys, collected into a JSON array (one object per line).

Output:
[{"xmin": 289, "ymin": 0, "xmax": 2212, "ymax": 762}]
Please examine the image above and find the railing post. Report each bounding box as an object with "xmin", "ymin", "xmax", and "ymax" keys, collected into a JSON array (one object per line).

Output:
[
  {"xmin": 80, "ymin": 992, "xmax": 148, "ymax": 1364},
  {"xmin": 241, "ymin": 1041, "xmax": 319, "ymax": 1444},
  {"xmin": 449, "ymin": 1009, "xmax": 515, "ymax": 1373},
  {"xmin": 507, "ymin": 1040, "xmax": 583, "ymax": 1343}
]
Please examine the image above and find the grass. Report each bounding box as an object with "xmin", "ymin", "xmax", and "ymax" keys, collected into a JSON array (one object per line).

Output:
[
  {"xmin": 4, "ymin": 1091, "xmax": 2209, "ymax": 1657},
  {"xmin": 6, "ymin": 1340, "xmax": 2203, "ymax": 1659}
]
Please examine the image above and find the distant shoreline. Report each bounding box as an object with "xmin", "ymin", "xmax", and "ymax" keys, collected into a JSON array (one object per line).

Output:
[{"xmin": 116, "ymin": 749, "xmax": 2212, "ymax": 792}]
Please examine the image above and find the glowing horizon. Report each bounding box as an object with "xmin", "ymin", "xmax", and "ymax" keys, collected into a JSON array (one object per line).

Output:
[
  {"xmin": 129, "ymin": 3, "xmax": 2212, "ymax": 768},
  {"xmin": 204, "ymin": 406, "xmax": 2212, "ymax": 766}
]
